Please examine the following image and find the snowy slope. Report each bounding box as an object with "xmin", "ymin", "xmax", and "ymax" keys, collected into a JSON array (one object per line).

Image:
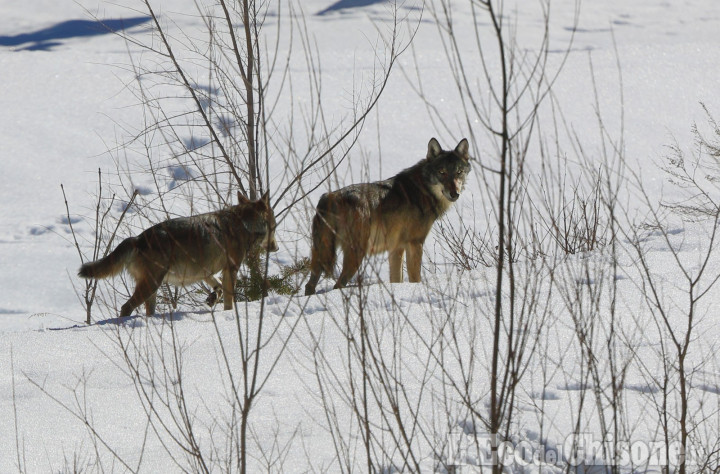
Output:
[{"xmin": 1, "ymin": 0, "xmax": 720, "ymax": 472}]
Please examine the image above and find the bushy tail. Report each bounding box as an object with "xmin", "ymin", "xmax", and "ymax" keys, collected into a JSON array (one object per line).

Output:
[
  {"xmin": 311, "ymin": 195, "xmax": 337, "ymax": 276},
  {"xmin": 78, "ymin": 237, "xmax": 136, "ymax": 279}
]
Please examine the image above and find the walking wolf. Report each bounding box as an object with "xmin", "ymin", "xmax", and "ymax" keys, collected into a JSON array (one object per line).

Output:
[{"xmin": 79, "ymin": 192, "xmax": 278, "ymax": 316}]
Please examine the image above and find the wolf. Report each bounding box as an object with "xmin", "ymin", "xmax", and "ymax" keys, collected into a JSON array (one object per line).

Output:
[
  {"xmin": 78, "ymin": 192, "xmax": 278, "ymax": 316},
  {"xmin": 304, "ymin": 137, "xmax": 471, "ymax": 295}
]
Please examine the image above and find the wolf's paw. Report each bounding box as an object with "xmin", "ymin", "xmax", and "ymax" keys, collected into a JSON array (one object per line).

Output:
[{"xmin": 206, "ymin": 289, "xmax": 221, "ymax": 306}]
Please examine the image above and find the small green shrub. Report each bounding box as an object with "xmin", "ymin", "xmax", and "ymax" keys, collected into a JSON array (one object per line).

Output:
[{"xmin": 234, "ymin": 253, "xmax": 310, "ymax": 302}]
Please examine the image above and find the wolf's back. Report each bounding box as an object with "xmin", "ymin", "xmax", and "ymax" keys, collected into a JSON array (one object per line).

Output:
[{"xmin": 78, "ymin": 237, "xmax": 137, "ymax": 279}]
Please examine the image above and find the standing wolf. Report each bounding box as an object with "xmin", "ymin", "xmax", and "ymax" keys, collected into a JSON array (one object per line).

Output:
[
  {"xmin": 304, "ymin": 138, "xmax": 471, "ymax": 295},
  {"xmin": 78, "ymin": 192, "xmax": 278, "ymax": 316}
]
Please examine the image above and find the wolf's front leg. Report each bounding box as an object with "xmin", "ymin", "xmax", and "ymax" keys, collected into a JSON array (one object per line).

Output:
[
  {"xmin": 222, "ymin": 266, "xmax": 239, "ymax": 310},
  {"xmin": 389, "ymin": 248, "xmax": 405, "ymax": 283},
  {"xmin": 204, "ymin": 275, "xmax": 222, "ymax": 306},
  {"xmin": 406, "ymin": 242, "xmax": 423, "ymax": 283}
]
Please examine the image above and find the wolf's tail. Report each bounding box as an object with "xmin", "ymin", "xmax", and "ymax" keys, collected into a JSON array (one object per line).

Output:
[
  {"xmin": 311, "ymin": 194, "xmax": 337, "ymax": 276},
  {"xmin": 78, "ymin": 237, "xmax": 137, "ymax": 279}
]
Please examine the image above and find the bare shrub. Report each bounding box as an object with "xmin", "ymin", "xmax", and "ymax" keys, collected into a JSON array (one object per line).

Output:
[
  {"xmin": 404, "ymin": 1, "xmax": 581, "ymax": 471},
  {"xmin": 662, "ymin": 104, "xmax": 720, "ymax": 218},
  {"xmin": 626, "ymin": 107, "xmax": 720, "ymax": 473},
  {"xmin": 62, "ymin": 169, "xmax": 137, "ymax": 324}
]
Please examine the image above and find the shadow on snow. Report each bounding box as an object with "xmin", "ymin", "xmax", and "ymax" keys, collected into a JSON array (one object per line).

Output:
[
  {"xmin": 48, "ymin": 311, "xmax": 190, "ymax": 331},
  {"xmin": 0, "ymin": 17, "xmax": 151, "ymax": 51},
  {"xmin": 317, "ymin": 0, "xmax": 388, "ymax": 16}
]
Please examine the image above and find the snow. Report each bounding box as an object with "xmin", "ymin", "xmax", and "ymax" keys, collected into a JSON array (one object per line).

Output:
[{"xmin": 1, "ymin": 0, "xmax": 720, "ymax": 472}]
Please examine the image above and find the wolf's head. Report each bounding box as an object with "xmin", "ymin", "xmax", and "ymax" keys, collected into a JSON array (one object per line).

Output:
[
  {"xmin": 239, "ymin": 191, "xmax": 279, "ymax": 253},
  {"xmin": 424, "ymin": 138, "xmax": 471, "ymax": 203}
]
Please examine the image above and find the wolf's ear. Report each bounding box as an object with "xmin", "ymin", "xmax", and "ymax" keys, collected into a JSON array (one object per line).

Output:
[
  {"xmin": 260, "ymin": 190, "xmax": 270, "ymax": 206},
  {"xmin": 455, "ymin": 138, "xmax": 470, "ymax": 160},
  {"xmin": 243, "ymin": 217, "xmax": 268, "ymax": 235},
  {"xmin": 237, "ymin": 191, "xmax": 250, "ymax": 204},
  {"xmin": 427, "ymin": 137, "xmax": 442, "ymax": 160}
]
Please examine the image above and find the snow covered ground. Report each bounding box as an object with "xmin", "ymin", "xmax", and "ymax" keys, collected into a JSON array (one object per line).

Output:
[{"xmin": 1, "ymin": 0, "xmax": 720, "ymax": 472}]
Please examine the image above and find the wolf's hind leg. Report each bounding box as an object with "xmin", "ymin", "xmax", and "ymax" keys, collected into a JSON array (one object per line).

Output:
[
  {"xmin": 145, "ymin": 291, "xmax": 157, "ymax": 316},
  {"xmin": 305, "ymin": 271, "xmax": 321, "ymax": 296},
  {"xmin": 334, "ymin": 247, "xmax": 364, "ymax": 290},
  {"xmin": 305, "ymin": 249, "xmax": 324, "ymax": 295},
  {"xmin": 305, "ymin": 211, "xmax": 337, "ymax": 296},
  {"xmin": 121, "ymin": 275, "xmax": 163, "ymax": 317},
  {"xmin": 389, "ymin": 248, "xmax": 405, "ymax": 283}
]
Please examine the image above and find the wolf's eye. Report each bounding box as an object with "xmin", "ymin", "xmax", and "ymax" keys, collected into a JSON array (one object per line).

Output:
[{"xmin": 439, "ymin": 170, "xmax": 447, "ymax": 176}]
